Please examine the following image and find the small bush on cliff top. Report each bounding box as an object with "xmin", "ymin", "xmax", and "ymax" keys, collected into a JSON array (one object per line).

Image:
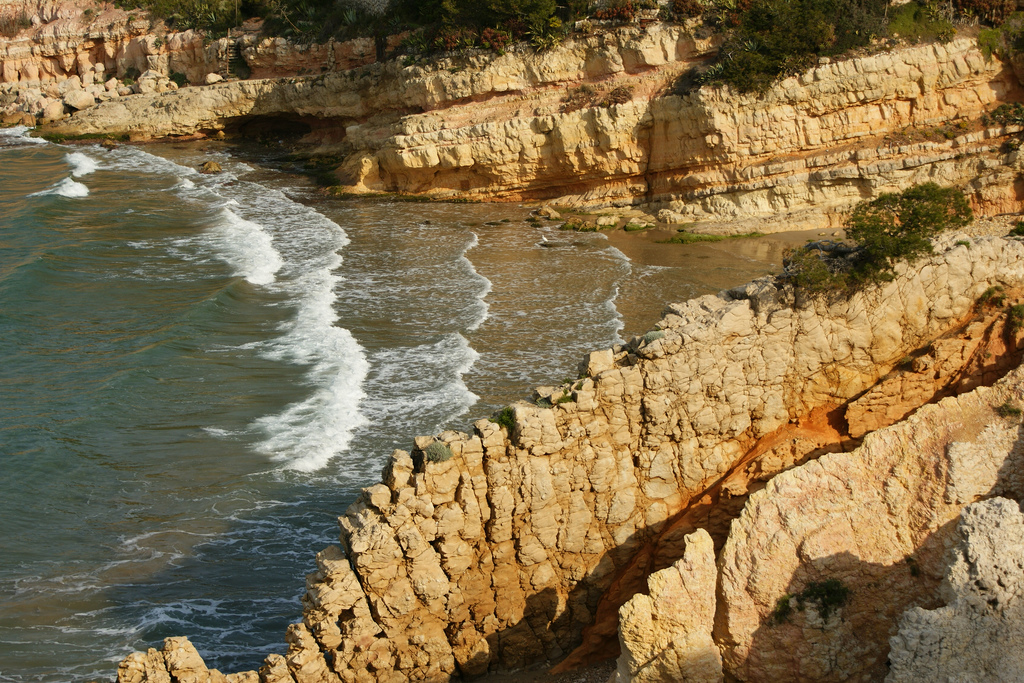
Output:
[
  {"xmin": 490, "ymin": 406, "xmax": 515, "ymax": 431},
  {"xmin": 785, "ymin": 183, "xmax": 973, "ymax": 295},
  {"xmin": 423, "ymin": 441, "xmax": 453, "ymax": 463},
  {"xmin": 888, "ymin": 1, "xmax": 955, "ymax": 44}
]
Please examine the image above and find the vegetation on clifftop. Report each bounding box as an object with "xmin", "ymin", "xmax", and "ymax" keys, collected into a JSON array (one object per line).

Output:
[{"xmin": 784, "ymin": 183, "xmax": 973, "ymax": 294}]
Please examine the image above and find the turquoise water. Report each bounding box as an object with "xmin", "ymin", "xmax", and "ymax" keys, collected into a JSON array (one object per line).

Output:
[{"xmin": 0, "ymin": 128, "xmax": 786, "ymax": 682}]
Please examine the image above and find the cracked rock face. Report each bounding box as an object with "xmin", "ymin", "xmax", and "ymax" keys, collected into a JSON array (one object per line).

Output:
[
  {"xmin": 716, "ymin": 362, "xmax": 1024, "ymax": 682},
  {"xmin": 887, "ymin": 497, "xmax": 1024, "ymax": 683},
  {"xmin": 113, "ymin": 236, "xmax": 1024, "ymax": 683},
  {"xmin": 45, "ymin": 25, "xmax": 1024, "ymax": 225},
  {"xmin": 611, "ymin": 529, "xmax": 722, "ymax": 683}
]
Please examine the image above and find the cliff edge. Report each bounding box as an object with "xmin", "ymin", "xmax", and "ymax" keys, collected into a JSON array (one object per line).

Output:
[{"xmin": 114, "ymin": 233, "xmax": 1024, "ymax": 682}]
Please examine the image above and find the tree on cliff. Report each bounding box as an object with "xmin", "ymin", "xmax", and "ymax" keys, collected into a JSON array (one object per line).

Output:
[{"xmin": 785, "ymin": 182, "xmax": 974, "ymax": 293}]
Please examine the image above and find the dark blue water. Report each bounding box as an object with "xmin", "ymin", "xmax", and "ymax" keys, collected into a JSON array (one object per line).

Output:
[{"xmin": 0, "ymin": 127, "xmax": 785, "ymax": 682}]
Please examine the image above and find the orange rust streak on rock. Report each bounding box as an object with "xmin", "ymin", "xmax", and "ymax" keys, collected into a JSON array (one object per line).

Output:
[{"xmin": 552, "ymin": 404, "xmax": 847, "ymax": 673}]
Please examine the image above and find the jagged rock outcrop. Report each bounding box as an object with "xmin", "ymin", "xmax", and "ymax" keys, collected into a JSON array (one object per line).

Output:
[
  {"xmin": 611, "ymin": 529, "xmax": 722, "ymax": 683},
  {"xmin": 44, "ymin": 25, "xmax": 1024, "ymax": 228},
  {"xmin": 886, "ymin": 497, "xmax": 1024, "ymax": 682},
  {"xmin": 715, "ymin": 362, "xmax": 1024, "ymax": 681},
  {"xmin": 114, "ymin": 235, "xmax": 1024, "ymax": 682}
]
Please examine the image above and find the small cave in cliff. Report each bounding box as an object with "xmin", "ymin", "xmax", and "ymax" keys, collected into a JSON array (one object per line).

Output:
[{"xmin": 223, "ymin": 115, "xmax": 314, "ymax": 142}]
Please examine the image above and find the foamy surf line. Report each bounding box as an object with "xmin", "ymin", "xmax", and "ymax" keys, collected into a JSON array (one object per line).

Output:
[
  {"xmin": 65, "ymin": 152, "xmax": 99, "ymax": 177},
  {"xmin": 0, "ymin": 125, "xmax": 46, "ymax": 145},
  {"xmin": 205, "ymin": 207, "xmax": 283, "ymax": 286},
  {"xmin": 74, "ymin": 144, "xmax": 370, "ymax": 472},
  {"xmin": 195, "ymin": 179, "xmax": 370, "ymax": 473},
  {"xmin": 462, "ymin": 232, "xmax": 492, "ymax": 332},
  {"xmin": 28, "ymin": 177, "xmax": 89, "ymax": 198},
  {"xmin": 253, "ymin": 264, "xmax": 370, "ymax": 473}
]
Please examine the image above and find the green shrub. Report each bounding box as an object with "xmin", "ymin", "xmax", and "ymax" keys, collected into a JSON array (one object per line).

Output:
[
  {"xmin": 797, "ymin": 579, "xmax": 850, "ymax": 620},
  {"xmin": 0, "ymin": 10, "xmax": 31, "ymax": 38},
  {"xmin": 772, "ymin": 594, "xmax": 794, "ymax": 623},
  {"xmin": 786, "ymin": 183, "xmax": 972, "ymax": 294},
  {"xmin": 662, "ymin": 231, "xmax": 763, "ymax": 244},
  {"xmin": 1011, "ymin": 220, "xmax": 1024, "ymax": 236},
  {"xmin": 772, "ymin": 579, "xmax": 850, "ymax": 624},
  {"xmin": 955, "ymin": 0, "xmax": 1015, "ymax": 24},
  {"xmin": 888, "ymin": 2, "xmax": 955, "ymax": 43},
  {"xmin": 643, "ymin": 329, "xmax": 666, "ymax": 343},
  {"xmin": 424, "ymin": 441, "xmax": 453, "ymax": 462},
  {"xmin": 490, "ymin": 406, "xmax": 515, "ymax": 431},
  {"xmin": 673, "ymin": 0, "xmax": 706, "ymax": 17},
  {"xmin": 997, "ymin": 400, "xmax": 1022, "ymax": 418},
  {"xmin": 697, "ymin": 0, "xmax": 889, "ymax": 93},
  {"xmin": 169, "ymin": 71, "xmax": 189, "ymax": 87},
  {"xmin": 117, "ymin": 0, "xmax": 252, "ymax": 32},
  {"xmin": 1008, "ymin": 303, "xmax": 1024, "ymax": 333},
  {"xmin": 979, "ymin": 285, "xmax": 1006, "ymax": 307}
]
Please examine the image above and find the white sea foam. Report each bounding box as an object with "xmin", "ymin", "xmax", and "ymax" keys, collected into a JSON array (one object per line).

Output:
[
  {"xmin": 65, "ymin": 152, "xmax": 99, "ymax": 177},
  {"xmin": 204, "ymin": 207, "xmax": 283, "ymax": 286},
  {"xmin": 199, "ymin": 183, "xmax": 371, "ymax": 472},
  {"xmin": 253, "ymin": 262, "xmax": 370, "ymax": 472},
  {"xmin": 462, "ymin": 232, "xmax": 492, "ymax": 332},
  {"xmin": 362, "ymin": 333, "xmax": 480, "ymax": 438},
  {"xmin": 28, "ymin": 177, "xmax": 89, "ymax": 198},
  {"xmin": 89, "ymin": 145, "xmax": 370, "ymax": 472},
  {"xmin": 0, "ymin": 125, "xmax": 47, "ymax": 145}
]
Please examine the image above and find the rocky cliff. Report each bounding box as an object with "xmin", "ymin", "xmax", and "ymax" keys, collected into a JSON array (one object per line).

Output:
[
  {"xmin": 886, "ymin": 497, "xmax": 1024, "ymax": 682},
  {"xmin": 41, "ymin": 23, "xmax": 1024, "ymax": 232},
  {"xmin": 0, "ymin": 0, "xmax": 392, "ymax": 127},
  {"xmin": 113, "ymin": 233, "xmax": 1024, "ymax": 683}
]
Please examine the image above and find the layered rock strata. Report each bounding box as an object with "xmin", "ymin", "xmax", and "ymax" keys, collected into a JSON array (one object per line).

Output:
[
  {"xmin": 45, "ymin": 26, "xmax": 1024, "ymax": 230},
  {"xmin": 115, "ymin": 234, "xmax": 1024, "ymax": 682},
  {"xmin": 0, "ymin": 1, "xmax": 397, "ymax": 125},
  {"xmin": 886, "ymin": 497, "xmax": 1024, "ymax": 682}
]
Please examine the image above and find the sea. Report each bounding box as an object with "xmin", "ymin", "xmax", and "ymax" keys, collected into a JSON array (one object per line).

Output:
[{"xmin": 0, "ymin": 126, "xmax": 793, "ymax": 682}]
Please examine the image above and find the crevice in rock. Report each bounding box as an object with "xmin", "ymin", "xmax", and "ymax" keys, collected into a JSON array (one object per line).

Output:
[{"xmin": 558, "ymin": 294, "xmax": 1024, "ymax": 673}]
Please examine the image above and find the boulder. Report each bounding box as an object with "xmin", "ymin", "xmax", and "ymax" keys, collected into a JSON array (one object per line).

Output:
[
  {"xmin": 204, "ymin": 72, "xmax": 224, "ymax": 85},
  {"xmin": 63, "ymin": 90, "xmax": 96, "ymax": 111},
  {"xmin": 42, "ymin": 100, "xmax": 64, "ymax": 121},
  {"xmin": 200, "ymin": 161, "xmax": 222, "ymax": 174}
]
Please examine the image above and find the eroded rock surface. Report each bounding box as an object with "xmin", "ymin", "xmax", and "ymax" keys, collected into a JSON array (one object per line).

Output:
[
  {"xmin": 45, "ymin": 26, "xmax": 1024, "ymax": 227},
  {"xmin": 114, "ymin": 236, "xmax": 1024, "ymax": 682},
  {"xmin": 716, "ymin": 363, "xmax": 1024, "ymax": 681},
  {"xmin": 611, "ymin": 529, "xmax": 722, "ymax": 683},
  {"xmin": 887, "ymin": 497, "xmax": 1024, "ymax": 682}
]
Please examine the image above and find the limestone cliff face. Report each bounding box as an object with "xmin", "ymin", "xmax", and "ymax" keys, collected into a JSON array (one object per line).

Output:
[
  {"xmin": 715, "ymin": 362, "xmax": 1024, "ymax": 681},
  {"xmin": 114, "ymin": 236, "xmax": 1024, "ymax": 682},
  {"xmin": 886, "ymin": 497, "xmax": 1024, "ymax": 682},
  {"xmin": 612, "ymin": 529, "xmax": 722, "ymax": 683},
  {"xmin": 45, "ymin": 25, "xmax": 1024, "ymax": 230}
]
